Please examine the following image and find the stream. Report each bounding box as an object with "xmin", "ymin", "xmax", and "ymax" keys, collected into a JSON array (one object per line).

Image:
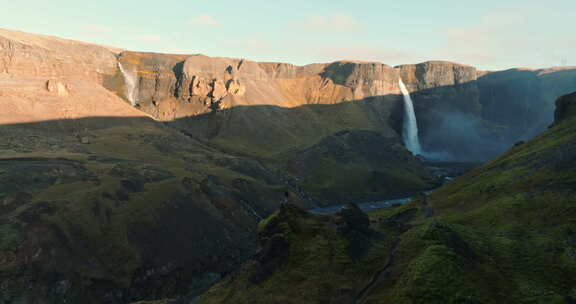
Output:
[{"xmin": 308, "ymin": 197, "xmax": 412, "ymax": 215}]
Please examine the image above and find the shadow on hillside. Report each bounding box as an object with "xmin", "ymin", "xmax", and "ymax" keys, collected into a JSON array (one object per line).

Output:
[{"xmin": 3, "ymin": 67, "xmax": 576, "ymax": 162}]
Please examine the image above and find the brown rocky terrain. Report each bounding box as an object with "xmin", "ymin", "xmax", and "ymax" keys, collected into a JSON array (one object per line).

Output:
[{"xmin": 0, "ymin": 28, "xmax": 575, "ymax": 303}]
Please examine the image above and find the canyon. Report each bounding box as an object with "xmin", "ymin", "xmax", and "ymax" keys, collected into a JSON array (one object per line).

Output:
[{"xmin": 0, "ymin": 28, "xmax": 575, "ymax": 303}]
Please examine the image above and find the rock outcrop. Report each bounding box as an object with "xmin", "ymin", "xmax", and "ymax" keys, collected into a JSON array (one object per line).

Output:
[
  {"xmin": 554, "ymin": 91, "xmax": 576, "ymax": 123},
  {"xmin": 113, "ymin": 52, "xmax": 403, "ymax": 122},
  {"xmin": 395, "ymin": 61, "xmax": 576, "ymax": 160},
  {"xmin": 0, "ymin": 28, "xmax": 120, "ymax": 82},
  {"xmin": 0, "ymin": 29, "xmax": 147, "ymax": 128}
]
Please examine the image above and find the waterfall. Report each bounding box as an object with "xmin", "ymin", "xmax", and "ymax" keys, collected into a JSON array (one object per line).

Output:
[
  {"xmin": 398, "ymin": 78, "xmax": 422, "ymax": 155},
  {"xmin": 118, "ymin": 62, "xmax": 138, "ymax": 106}
]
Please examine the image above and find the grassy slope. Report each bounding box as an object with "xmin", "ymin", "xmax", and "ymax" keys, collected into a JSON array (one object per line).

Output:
[
  {"xmin": 0, "ymin": 121, "xmax": 295, "ymax": 302},
  {"xmin": 199, "ymin": 103, "xmax": 576, "ymax": 304}
]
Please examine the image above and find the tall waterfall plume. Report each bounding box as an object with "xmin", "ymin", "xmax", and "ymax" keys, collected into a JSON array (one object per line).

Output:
[
  {"xmin": 398, "ymin": 78, "xmax": 422, "ymax": 155},
  {"xmin": 118, "ymin": 62, "xmax": 138, "ymax": 106}
]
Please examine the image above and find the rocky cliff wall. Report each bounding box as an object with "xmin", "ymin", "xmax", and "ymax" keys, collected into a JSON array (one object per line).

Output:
[
  {"xmin": 0, "ymin": 29, "xmax": 119, "ymax": 82},
  {"xmin": 396, "ymin": 61, "xmax": 576, "ymax": 160},
  {"xmin": 555, "ymin": 91, "xmax": 576, "ymax": 123},
  {"xmin": 114, "ymin": 52, "xmax": 404, "ymax": 121}
]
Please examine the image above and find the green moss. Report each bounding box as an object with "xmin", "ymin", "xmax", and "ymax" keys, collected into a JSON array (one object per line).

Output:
[
  {"xmin": 393, "ymin": 244, "xmax": 481, "ymax": 304},
  {"xmin": 256, "ymin": 211, "xmax": 279, "ymax": 233},
  {"xmin": 202, "ymin": 208, "xmax": 400, "ymax": 304}
]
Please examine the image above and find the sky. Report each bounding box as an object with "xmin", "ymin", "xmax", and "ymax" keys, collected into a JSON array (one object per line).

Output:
[{"xmin": 3, "ymin": 0, "xmax": 575, "ymax": 70}]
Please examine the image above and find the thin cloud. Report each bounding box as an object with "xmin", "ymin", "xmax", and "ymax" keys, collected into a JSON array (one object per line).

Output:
[
  {"xmin": 290, "ymin": 13, "xmax": 361, "ymax": 33},
  {"xmin": 189, "ymin": 15, "xmax": 221, "ymax": 27}
]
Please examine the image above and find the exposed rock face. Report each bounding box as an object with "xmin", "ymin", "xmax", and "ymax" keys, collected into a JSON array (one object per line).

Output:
[
  {"xmin": 397, "ymin": 61, "xmax": 478, "ymax": 90},
  {"xmin": 554, "ymin": 91, "xmax": 576, "ymax": 123},
  {"xmin": 396, "ymin": 62, "xmax": 482, "ymax": 157},
  {"xmin": 0, "ymin": 28, "xmax": 119, "ymax": 82},
  {"xmin": 478, "ymin": 67, "xmax": 576, "ymax": 133},
  {"xmin": 114, "ymin": 52, "xmax": 403, "ymax": 122},
  {"xmin": 397, "ymin": 61, "xmax": 576, "ymax": 160},
  {"xmin": 0, "ymin": 29, "xmax": 145, "ymax": 127},
  {"xmin": 111, "ymin": 50, "xmax": 576, "ymax": 163},
  {"xmin": 396, "ymin": 61, "xmax": 480, "ymax": 116}
]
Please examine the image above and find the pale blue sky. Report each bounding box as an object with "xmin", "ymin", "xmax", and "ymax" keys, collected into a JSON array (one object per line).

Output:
[{"xmin": 3, "ymin": 0, "xmax": 575, "ymax": 70}]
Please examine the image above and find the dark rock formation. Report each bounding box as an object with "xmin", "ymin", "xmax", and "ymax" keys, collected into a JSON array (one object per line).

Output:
[
  {"xmin": 336, "ymin": 203, "xmax": 370, "ymax": 234},
  {"xmin": 248, "ymin": 204, "xmax": 308, "ymax": 283},
  {"xmin": 554, "ymin": 91, "xmax": 576, "ymax": 123},
  {"xmin": 336, "ymin": 203, "xmax": 373, "ymax": 260}
]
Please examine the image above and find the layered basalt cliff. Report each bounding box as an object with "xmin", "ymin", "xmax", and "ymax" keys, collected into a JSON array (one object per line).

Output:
[
  {"xmin": 0, "ymin": 29, "xmax": 119, "ymax": 82},
  {"xmin": 397, "ymin": 61, "xmax": 576, "ymax": 160},
  {"xmin": 0, "ymin": 29, "xmax": 146, "ymax": 126},
  {"xmin": 113, "ymin": 52, "xmax": 403, "ymax": 122}
]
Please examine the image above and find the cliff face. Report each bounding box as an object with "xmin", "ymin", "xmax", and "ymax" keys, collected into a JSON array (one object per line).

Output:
[
  {"xmin": 0, "ymin": 29, "xmax": 146, "ymax": 126},
  {"xmin": 478, "ymin": 67, "xmax": 576, "ymax": 134},
  {"xmin": 396, "ymin": 61, "xmax": 576, "ymax": 161},
  {"xmin": 555, "ymin": 91, "xmax": 576, "ymax": 122},
  {"xmin": 114, "ymin": 52, "xmax": 403, "ymax": 122},
  {"xmin": 396, "ymin": 61, "xmax": 478, "ymax": 90},
  {"xmin": 396, "ymin": 62, "xmax": 483, "ymax": 158},
  {"xmin": 0, "ymin": 29, "xmax": 119, "ymax": 82},
  {"xmin": 113, "ymin": 52, "xmax": 421, "ymax": 180}
]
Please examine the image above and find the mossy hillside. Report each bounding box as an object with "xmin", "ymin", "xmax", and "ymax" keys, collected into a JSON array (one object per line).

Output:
[
  {"xmin": 198, "ymin": 94, "xmax": 576, "ymax": 304},
  {"xmin": 381, "ymin": 115, "xmax": 576, "ymax": 303},
  {"xmin": 200, "ymin": 204, "xmax": 409, "ymax": 304},
  {"xmin": 171, "ymin": 92, "xmax": 437, "ymax": 204},
  {"xmin": 200, "ymin": 100, "xmax": 396, "ymax": 160},
  {"xmin": 0, "ymin": 121, "xmax": 295, "ymax": 303},
  {"xmin": 286, "ymin": 130, "xmax": 439, "ymax": 205},
  {"xmin": 299, "ymin": 159, "xmax": 432, "ymax": 204}
]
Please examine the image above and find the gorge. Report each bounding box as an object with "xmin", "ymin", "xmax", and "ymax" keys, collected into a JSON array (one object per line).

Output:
[{"xmin": 0, "ymin": 28, "xmax": 575, "ymax": 303}]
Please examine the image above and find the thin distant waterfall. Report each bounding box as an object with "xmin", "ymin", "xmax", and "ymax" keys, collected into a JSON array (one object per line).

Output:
[
  {"xmin": 118, "ymin": 62, "xmax": 138, "ymax": 106},
  {"xmin": 398, "ymin": 78, "xmax": 422, "ymax": 155}
]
